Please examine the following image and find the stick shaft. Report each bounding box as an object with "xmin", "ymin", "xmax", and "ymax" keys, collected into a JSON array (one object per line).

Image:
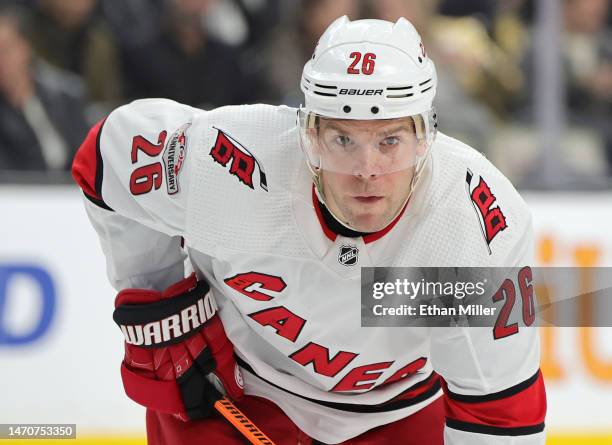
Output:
[{"xmin": 214, "ymin": 398, "xmax": 277, "ymax": 445}]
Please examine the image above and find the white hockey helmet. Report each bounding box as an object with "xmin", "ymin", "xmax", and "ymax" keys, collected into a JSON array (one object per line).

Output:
[
  {"xmin": 298, "ymin": 16, "xmax": 438, "ymax": 225},
  {"xmin": 301, "ymin": 16, "xmax": 437, "ymax": 121}
]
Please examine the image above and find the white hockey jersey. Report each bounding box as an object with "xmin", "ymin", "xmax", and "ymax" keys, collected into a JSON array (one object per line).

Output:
[{"xmin": 73, "ymin": 99, "xmax": 546, "ymax": 444}]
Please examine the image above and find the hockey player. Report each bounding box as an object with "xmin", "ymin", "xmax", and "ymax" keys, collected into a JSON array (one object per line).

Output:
[{"xmin": 72, "ymin": 16, "xmax": 546, "ymax": 445}]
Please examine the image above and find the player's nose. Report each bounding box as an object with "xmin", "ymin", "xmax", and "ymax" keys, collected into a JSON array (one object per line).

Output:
[{"xmin": 352, "ymin": 147, "xmax": 382, "ymax": 179}]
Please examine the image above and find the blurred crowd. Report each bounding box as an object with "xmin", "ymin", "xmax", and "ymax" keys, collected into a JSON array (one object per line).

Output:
[{"xmin": 0, "ymin": 0, "xmax": 610, "ymax": 188}]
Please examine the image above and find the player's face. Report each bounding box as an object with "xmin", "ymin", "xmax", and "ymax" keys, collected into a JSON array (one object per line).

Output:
[{"xmin": 317, "ymin": 118, "xmax": 424, "ymax": 232}]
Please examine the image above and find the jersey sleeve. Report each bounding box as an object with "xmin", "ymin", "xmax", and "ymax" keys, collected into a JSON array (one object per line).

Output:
[
  {"xmin": 431, "ymin": 213, "xmax": 546, "ymax": 445},
  {"xmin": 72, "ymin": 99, "xmax": 202, "ymax": 290}
]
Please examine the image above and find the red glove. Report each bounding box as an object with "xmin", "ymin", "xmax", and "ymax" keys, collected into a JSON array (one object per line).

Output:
[{"xmin": 113, "ymin": 274, "xmax": 244, "ymax": 421}]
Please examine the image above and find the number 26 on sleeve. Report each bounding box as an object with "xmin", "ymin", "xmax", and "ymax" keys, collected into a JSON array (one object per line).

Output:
[
  {"xmin": 493, "ymin": 266, "xmax": 536, "ymax": 340},
  {"xmin": 129, "ymin": 131, "xmax": 167, "ymax": 196}
]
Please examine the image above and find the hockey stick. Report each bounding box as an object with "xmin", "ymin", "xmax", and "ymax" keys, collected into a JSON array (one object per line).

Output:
[{"xmin": 214, "ymin": 398, "xmax": 277, "ymax": 445}]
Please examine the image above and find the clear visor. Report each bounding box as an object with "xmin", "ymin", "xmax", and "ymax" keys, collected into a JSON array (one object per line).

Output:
[{"xmin": 298, "ymin": 109, "xmax": 435, "ymax": 176}]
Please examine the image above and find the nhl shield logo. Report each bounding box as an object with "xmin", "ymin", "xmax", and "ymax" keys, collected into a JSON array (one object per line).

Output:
[{"xmin": 338, "ymin": 245, "xmax": 359, "ymax": 266}]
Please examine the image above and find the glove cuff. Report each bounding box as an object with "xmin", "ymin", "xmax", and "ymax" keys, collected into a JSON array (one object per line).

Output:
[{"xmin": 113, "ymin": 279, "xmax": 217, "ymax": 348}]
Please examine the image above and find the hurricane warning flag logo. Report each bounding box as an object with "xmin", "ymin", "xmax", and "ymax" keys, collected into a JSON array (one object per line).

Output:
[{"xmin": 465, "ymin": 169, "xmax": 507, "ymax": 254}]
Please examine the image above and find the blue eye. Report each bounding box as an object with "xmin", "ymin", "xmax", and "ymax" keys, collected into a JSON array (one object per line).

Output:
[
  {"xmin": 381, "ymin": 136, "xmax": 400, "ymax": 146},
  {"xmin": 335, "ymin": 135, "xmax": 351, "ymax": 146}
]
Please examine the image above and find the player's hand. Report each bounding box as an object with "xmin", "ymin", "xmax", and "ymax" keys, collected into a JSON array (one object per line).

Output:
[{"xmin": 113, "ymin": 274, "xmax": 244, "ymax": 421}]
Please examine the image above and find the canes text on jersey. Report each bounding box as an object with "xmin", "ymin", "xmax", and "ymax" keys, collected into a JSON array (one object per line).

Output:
[{"xmin": 226, "ymin": 271, "xmax": 427, "ymax": 392}]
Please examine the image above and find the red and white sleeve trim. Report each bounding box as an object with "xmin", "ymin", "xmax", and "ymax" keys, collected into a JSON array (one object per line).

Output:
[{"xmin": 442, "ymin": 369, "xmax": 546, "ymax": 436}]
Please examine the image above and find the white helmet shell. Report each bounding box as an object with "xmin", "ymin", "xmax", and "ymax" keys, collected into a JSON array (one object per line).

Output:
[{"xmin": 301, "ymin": 16, "xmax": 437, "ymax": 120}]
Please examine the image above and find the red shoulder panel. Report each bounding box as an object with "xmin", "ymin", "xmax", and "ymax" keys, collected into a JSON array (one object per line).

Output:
[{"xmin": 72, "ymin": 118, "xmax": 106, "ymax": 200}]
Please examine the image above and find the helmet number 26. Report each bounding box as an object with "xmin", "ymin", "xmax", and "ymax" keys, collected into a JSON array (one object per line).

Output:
[{"xmin": 347, "ymin": 52, "xmax": 376, "ymax": 75}]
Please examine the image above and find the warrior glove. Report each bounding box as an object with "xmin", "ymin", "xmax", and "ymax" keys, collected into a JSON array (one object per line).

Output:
[{"xmin": 113, "ymin": 274, "xmax": 244, "ymax": 421}]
